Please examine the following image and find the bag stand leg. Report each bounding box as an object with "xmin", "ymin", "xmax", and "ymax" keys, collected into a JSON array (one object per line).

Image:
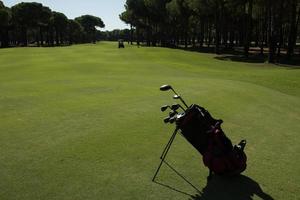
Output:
[
  {"xmin": 152, "ymin": 128, "xmax": 201, "ymax": 194},
  {"xmin": 152, "ymin": 128, "xmax": 179, "ymax": 182}
]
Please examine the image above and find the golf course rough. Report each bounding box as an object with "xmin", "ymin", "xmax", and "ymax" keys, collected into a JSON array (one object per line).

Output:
[{"xmin": 0, "ymin": 42, "xmax": 299, "ymax": 200}]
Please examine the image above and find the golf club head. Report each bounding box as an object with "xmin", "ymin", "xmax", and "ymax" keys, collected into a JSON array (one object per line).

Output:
[
  {"xmin": 171, "ymin": 104, "xmax": 180, "ymax": 111},
  {"xmin": 173, "ymin": 95, "xmax": 189, "ymax": 109},
  {"xmin": 173, "ymin": 95, "xmax": 181, "ymax": 99},
  {"xmin": 169, "ymin": 116, "xmax": 176, "ymax": 124},
  {"xmin": 163, "ymin": 117, "xmax": 170, "ymax": 123},
  {"xmin": 169, "ymin": 111, "xmax": 176, "ymax": 118},
  {"xmin": 161, "ymin": 105, "xmax": 170, "ymax": 112},
  {"xmin": 160, "ymin": 85, "xmax": 173, "ymax": 91}
]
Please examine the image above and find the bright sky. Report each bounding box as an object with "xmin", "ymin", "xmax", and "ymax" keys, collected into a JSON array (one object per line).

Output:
[{"xmin": 2, "ymin": 0, "xmax": 128, "ymax": 31}]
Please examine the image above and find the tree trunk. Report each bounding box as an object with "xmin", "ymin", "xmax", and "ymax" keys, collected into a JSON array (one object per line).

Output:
[
  {"xmin": 244, "ymin": 0, "xmax": 253, "ymax": 58},
  {"xmin": 223, "ymin": 25, "xmax": 228, "ymax": 48},
  {"xmin": 229, "ymin": 29, "xmax": 234, "ymax": 49},
  {"xmin": 146, "ymin": 18, "xmax": 151, "ymax": 47},
  {"xmin": 36, "ymin": 30, "xmax": 40, "ymax": 47},
  {"xmin": 0, "ymin": 27, "xmax": 9, "ymax": 48},
  {"xmin": 255, "ymin": 25, "xmax": 259, "ymax": 47},
  {"xmin": 287, "ymin": 1, "xmax": 299, "ymax": 59},
  {"xmin": 93, "ymin": 30, "xmax": 96, "ymax": 44},
  {"xmin": 200, "ymin": 20, "xmax": 204, "ymax": 47},
  {"xmin": 268, "ymin": 0, "xmax": 275, "ymax": 63},
  {"xmin": 130, "ymin": 24, "xmax": 133, "ymax": 45},
  {"xmin": 136, "ymin": 27, "xmax": 140, "ymax": 46},
  {"xmin": 40, "ymin": 26, "xmax": 44, "ymax": 46},
  {"xmin": 215, "ymin": 2, "xmax": 220, "ymax": 54},
  {"xmin": 184, "ymin": 30, "xmax": 188, "ymax": 48},
  {"xmin": 55, "ymin": 28, "xmax": 59, "ymax": 45},
  {"xmin": 260, "ymin": 15, "xmax": 264, "ymax": 55},
  {"xmin": 208, "ymin": 23, "xmax": 212, "ymax": 48},
  {"xmin": 260, "ymin": 6, "xmax": 267, "ymax": 55},
  {"xmin": 60, "ymin": 32, "xmax": 63, "ymax": 44},
  {"xmin": 50, "ymin": 28, "xmax": 54, "ymax": 46},
  {"xmin": 22, "ymin": 27, "xmax": 28, "ymax": 46}
]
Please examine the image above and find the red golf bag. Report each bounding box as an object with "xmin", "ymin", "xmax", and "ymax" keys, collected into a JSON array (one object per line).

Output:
[{"xmin": 177, "ymin": 105, "xmax": 247, "ymax": 175}]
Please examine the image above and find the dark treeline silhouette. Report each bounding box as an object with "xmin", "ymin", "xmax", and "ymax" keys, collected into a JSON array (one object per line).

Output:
[
  {"xmin": 120, "ymin": 0, "xmax": 300, "ymax": 63},
  {"xmin": 101, "ymin": 29, "xmax": 132, "ymax": 42},
  {"xmin": 0, "ymin": 1, "xmax": 104, "ymax": 48}
]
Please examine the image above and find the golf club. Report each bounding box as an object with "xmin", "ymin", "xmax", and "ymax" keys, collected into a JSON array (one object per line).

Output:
[
  {"xmin": 169, "ymin": 116, "xmax": 177, "ymax": 124},
  {"xmin": 164, "ymin": 117, "xmax": 171, "ymax": 123},
  {"xmin": 171, "ymin": 103, "xmax": 186, "ymax": 112},
  {"xmin": 173, "ymin": 95, "xmax": 188, "ymax": 109},
  {"xmin": 160, "ymin": 85, "xmax": 189, "ymax": 108},
  {"xmin": 161, "ymin": 105, "xmax": 171, "ymax": 112},
  {"xmin": 169, "ymin": 111, "xmax": 177, "ymax": 118}
]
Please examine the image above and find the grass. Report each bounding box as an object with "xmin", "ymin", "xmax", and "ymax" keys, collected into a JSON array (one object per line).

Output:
[{"xmin": 0, "ymin": 42, "xmax": 299, "ymax": 200}]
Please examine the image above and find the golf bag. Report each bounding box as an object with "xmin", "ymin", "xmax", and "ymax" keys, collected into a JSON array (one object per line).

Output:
[
  {"xmin": 176, "ymin": 105, "xmax": 247, "ymax": 175},
  {"xmin": 153, "ymin": 85, "xmax": 247, "ymax": 183}
]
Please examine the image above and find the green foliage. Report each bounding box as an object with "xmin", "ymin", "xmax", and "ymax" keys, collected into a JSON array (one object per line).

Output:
[
  {"xmin": 102, "ymin": 29, "xmax": 131, "ymax": 41},
  {"xmin": 68, "ymin": 19, "xmax": 84, "ymax": 43},
  {"xmin": 126, "ymin": 0, "xmax": 148, "ymax": 18},
  {"xmin": 75, "ymin": 15, "xmax": 105, "ymax": 43},
  {"xmin": 11, "ymin": 2, "xmax": 44, "ymax": 28},
  {"xmin": 144, "ymin": 0, "xmax": 169, "ymax": 22},
  {"xmin": 0, "ymin": 1, "xmax": 11, "ymax": 47},
  {"xmin": 0, "ymin": 1, "xmax": 105, "ymax": 47},
  {"xmin": 38, "ymin": 5, "xmax": 52, "ymax": 26},
  {"xmin": 120, "ymin": 0, "xmax": 300, "ymax": 60},
  {"xmin": 51, "ymin": 11, "xmax": 68, "ymax": 31},
  {"xmin": 75, "ymin": 15, "xmax": 105, "ymax": 32},
  {"xmin": 0, "ymin": 0, "xmax": 5, "ymax": 9},
  {"xmin": 0, "ymin": 5, "xmax": 10, "ymax": 27},
  {"xmin": 119, "ymin": 11, "xmax": 131, "ymax": 24}
]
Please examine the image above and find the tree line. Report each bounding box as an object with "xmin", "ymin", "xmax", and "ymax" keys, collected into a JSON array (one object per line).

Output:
[
  {"xmin": 0, "ymin": 1, "xmax": 104, "ymax": 48},
  {"xmin": 120, "ymin": 0, "xmax": 300, "ymax": 63},
  {"xmin": 101, "ymin": 29, "xmax": 131, "ymax": 41}
]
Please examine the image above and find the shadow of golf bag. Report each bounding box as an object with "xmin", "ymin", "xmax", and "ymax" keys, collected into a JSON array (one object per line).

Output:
[
  {"xmin": 177, "ymin": 104, "xmax": 247, "ymax": 176},
  {"xmin": 153, "ymin": 85, "xmax": 247, "ymax": 183}
]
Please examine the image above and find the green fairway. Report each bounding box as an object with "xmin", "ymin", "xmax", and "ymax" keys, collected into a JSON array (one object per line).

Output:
[{"xmin": 0, "ymin": 42, "xmax": 299, "ymax": 200}]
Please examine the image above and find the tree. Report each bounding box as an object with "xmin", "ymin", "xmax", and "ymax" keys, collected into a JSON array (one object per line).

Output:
[
  {"xmin": 75, "ymin": 15, "xmax": 105, "ymax": 43},
  {"xmin": 51, "ymin": 11, "xmax": 68, "ymax": 45},
  {"xmin": 167, "ymin": 0, "xmax": 192, "ymax": 48},
  {"xmin": 1, "ymin": 1, "xmax": 106, "ymax": 47},
  {"xmin": 37, "ymin": 5, "xmax": 52, "ymax": 46},
  {"xmin": 244, "ymin": 0, "xmax": 253, "ymax": 57},
  {"xmin": 0, "ymin": 1, "xmax": 11, "ymax": 47},
  {"xmin": 121, "ymin": 0, "xmax": 147, "ymax": 45},
  {"xmin": 119, "ymin": 11, "xmax": 134, "ymax": 44},
  {"xmin": 143, "ymin": 0, "xmax": 170, "ymax": 46},
  {"xmin": 287, "ymin": 0, "xmax": 300, "ymax": 59},
  {"xmin": 11, "ymin": 2, "xmax": 45, "ymax": 46},
  {"xmin": 68, "ymin": 19, "xmax": 84, "ymax": 44},
  {"xmin": 120, "ymin": 0, "xmax": 299, "ymax": 62}
]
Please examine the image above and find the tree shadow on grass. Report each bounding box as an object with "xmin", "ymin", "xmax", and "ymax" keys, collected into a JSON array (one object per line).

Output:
[
  {"xmin": 165, "ymin": 45, "xmax": 300, "ymax": 67},
  {"xmin": 190, "ymin": 175, "xmax": 274, "ymax": 200},
  {"xmin": 214, "ymin": 54, "xmax": 267, "ymax": 63},
  {"xmin": 169, "ymin": 45, "xmax": 242, "ymax": 55}
]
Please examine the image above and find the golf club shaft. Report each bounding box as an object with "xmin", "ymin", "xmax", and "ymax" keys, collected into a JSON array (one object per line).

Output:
[
  {"xmin": 179, "ymin": 97, "xmax": 189, "ymax": 108},
  {"xmin": 171, "ymin": 88, "xmax": 189, "ymax": 108},
  {"xmin": 179, "ymin": 105, "xmax": 186, "ymax": 111}
]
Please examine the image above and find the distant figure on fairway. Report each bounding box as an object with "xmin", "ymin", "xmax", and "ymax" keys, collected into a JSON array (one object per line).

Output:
[{"xmin": 118, "ymin": 39, "xmax": 125, "ymax": 48}]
